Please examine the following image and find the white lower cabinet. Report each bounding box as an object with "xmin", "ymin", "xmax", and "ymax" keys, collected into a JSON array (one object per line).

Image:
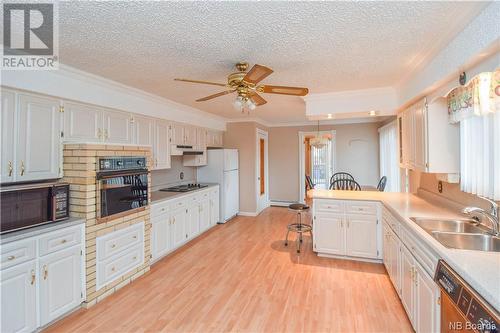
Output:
[
  {"xmin": 313, "ymin": 200, "xmax": 381, "ymax": 260},
  {"xmin": 0, "ymin": 224, "xmax": 84, "ymax": 333},
  {"xmin": 151, "ymin": 187, "xmax": 219, "ymax": 262},
  {"xmin": 0, "ymin": 260, "xmax": 37, "ymax": 333},
  {"xmin": 39, "ymin": 246, "xmax": 82, "ymax": 326},
  {"xmin": 383, "ymin": 208, "xmax": 440, "ymax": 333}
]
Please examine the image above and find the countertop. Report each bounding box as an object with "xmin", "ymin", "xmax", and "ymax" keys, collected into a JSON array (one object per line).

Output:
[
  {"xmin": 309, "ymin": 189, "xmax": 500, "ymax": 311},
  {"xmin": 151, "ymin": 183, "xmax": 219, "ymax": 204},
  {"xmin": 1, "ymin": 217, "xmax": 85, "ymax": 245}
]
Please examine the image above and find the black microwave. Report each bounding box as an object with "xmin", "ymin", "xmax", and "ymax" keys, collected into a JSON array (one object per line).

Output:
[{"xmin": 1, "ymin": 182, "xmax": 70, "ymax": 234}]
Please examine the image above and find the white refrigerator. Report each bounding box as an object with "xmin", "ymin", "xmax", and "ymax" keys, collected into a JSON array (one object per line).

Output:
[{"xmin": 197, "ymin": 149, "xmax": 239, "ymax": 223}]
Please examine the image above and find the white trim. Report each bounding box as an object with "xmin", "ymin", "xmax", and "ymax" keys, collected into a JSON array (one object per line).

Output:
[
  {"xmin": 270, "ymin": 200, "xmax": 296, "ymax": 207},
  {"xmin": 256, "ymin": 128, "xmax": 270, "ymax": 214},
  {"xmin": 237, "ymin": 211, "xmax": 258, "ymax": 217},
  {"xmin": 316, "ymin": 253, "xmax": 382, "ymax": 264},
  {"xmin": 225, "ymin": 116, "xmax": 390, "ymax": 128},
  {"xmin": 298, "ymin": 130, "xmax": 336, "ymax": 204}
]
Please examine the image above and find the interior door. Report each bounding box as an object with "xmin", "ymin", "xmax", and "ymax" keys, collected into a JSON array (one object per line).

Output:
[
  {"xmin": 1, "ymin": 90, "xmax": 16, "ymax": 183},
  {"xmin": 256, "ymin": 130, "xmax": 268, "ymax": 213},
  {"xmin": 39, "ymin": 246, "xmax": 82, "ymax": 326},
  {"xmin": 17, "ymin": 94, "xmax": 61, "ymax": 181},
  {"xmin": 0, "ymin": 260, "xmax": 37, "ymax": 333}
]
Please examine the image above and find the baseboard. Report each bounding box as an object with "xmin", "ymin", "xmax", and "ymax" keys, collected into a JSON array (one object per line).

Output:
[
  {"xmin": 238, "ymin": 211, "xmax": 258, "ymax": 217},
  {"xmin": 317, "ymin": 253, "xmax": 383, "ymax": 264},
  {"xmin": 270, "ymin": 200, "xmax": 296, "ymax": 207}
]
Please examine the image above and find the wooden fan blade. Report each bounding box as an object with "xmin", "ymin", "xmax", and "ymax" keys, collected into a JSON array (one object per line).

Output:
[
  {"xmin": 242, "ymin": 64, "xmax": 273, "ymax": 85},
  {"xmin": 174, "ymin": 78, "xmax": 227, "ymax": 87},
  {"xmin": 260, "ymin": 85, "xmax": 309, "ymax": 96},
  {"xmin": 250, "ymin": 93, "xmax": 267, "ymax": 106},
  {"xmin": 196, "ymin": 90, "xmax": 235, "ymax": 102}
]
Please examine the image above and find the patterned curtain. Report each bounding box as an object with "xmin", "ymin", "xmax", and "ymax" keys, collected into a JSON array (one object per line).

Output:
[{"xmin": 447, "ymin": 69, "xmax": 499, "ymax": 123}]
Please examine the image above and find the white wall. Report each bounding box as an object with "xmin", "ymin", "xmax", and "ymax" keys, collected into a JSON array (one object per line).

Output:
[{"xmin": 1, "ymin": 64, "xmax": 226, "ymax": 131}]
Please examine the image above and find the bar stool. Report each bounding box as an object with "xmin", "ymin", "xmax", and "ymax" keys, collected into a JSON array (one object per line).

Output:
[{"xmin": 285, "ymin": 203, "xmax": 313, "ymax": 253}]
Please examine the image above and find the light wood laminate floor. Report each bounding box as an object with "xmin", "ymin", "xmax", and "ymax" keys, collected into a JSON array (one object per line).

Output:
[{"xmin": 45, "ymin": 207, "xmax": 412, "ymax": 333}]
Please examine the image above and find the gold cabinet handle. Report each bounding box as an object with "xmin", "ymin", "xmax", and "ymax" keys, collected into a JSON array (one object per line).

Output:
[
  {"xmin": 98, "ymin": 128, "xmax": 102, "ymax": 139},
  {"xmin": 111, "ymin": 267, "xmax": 115, "ymax": 272},
  {"xmin": 8, "ymin": 161, "xmax": 13, "ymax": 177},
  {"xmin": 7, "ymin": 255, "xmax": 16, "ymax": 261},
  {"xmin": 31, "ymin": 270, "xmax": 35, "ymax": 285},
  {"xmin": 111, "ymin": 244, "xmax": 116, "ymax": 248},
  {"xmin": 20, "ymin": 161, "xmax": 25, "ymax": 176},
  {"xmin": 60, "ymin": 239, "xmax": 67, "ymax": 244},
  {"xmin": 43, "ymin": 265, "xmax": 48, "ymax": 280},
  {"xmin": 103, "ymin": 129, "xmax": 108, "ymax": 140},
  {"xmin": 132, "ymin": 256, "xmax": 137, "ymax": 260}
]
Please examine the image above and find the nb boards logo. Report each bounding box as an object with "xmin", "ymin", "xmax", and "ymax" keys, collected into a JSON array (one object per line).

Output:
[{"xmin": 2, "ymin": 2, "xmax": 59, "ymax": 70}]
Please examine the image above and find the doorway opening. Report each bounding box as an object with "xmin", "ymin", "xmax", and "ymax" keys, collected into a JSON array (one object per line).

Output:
[{"xmin": 299, "ymin": 130, "xmax": 336, "ymax": 203}]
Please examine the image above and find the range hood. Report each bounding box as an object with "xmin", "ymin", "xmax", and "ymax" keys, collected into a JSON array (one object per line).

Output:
[{"xmin": 170, "ymin": 144, "xmax": 203, "ymax": 156}]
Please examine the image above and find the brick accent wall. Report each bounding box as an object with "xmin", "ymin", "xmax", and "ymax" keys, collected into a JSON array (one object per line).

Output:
[{"xmin": 63, "ymin": 144, "xmax": 152, "ymax": 308}]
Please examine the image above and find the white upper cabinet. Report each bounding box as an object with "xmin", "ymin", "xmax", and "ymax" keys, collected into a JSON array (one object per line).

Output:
[
  {"xmin": 206, "ymin": 130, "xmax": 223, "ymax": 148},
  {"xmin": 17, "ymin": 94, "xmax": 61, "ymax": 182},
  {"xmin": 153, "ymin": 119, "xmax": 171, "ymax": 169},
  {"xmin": 63, "ymin": 101, "xmax": 101, "ymax": 143},
  {"xmin": 133, "ymin": 115, "xmax": 154, "ymax": 146},
  {"xmin": 1, "ymin": 90, "xmax": 16, "ymax": 183},
  {"xmin": 197, "ymin": 127, "xmax": 207, "ymax": 150},
  {"xmin": 184, "ymin": 126, "xmax": 197, "ymax": 147},
  {"xmin": 169, "ymin": 122, "xmax": 185, "ymax": 146},
  {"xmin": 102, "ymin": 109, "xmax": 133, "ymax": 144},
  {"xmin": 398, "ymin": 98, "xmax": 459, "ymax": 174}
]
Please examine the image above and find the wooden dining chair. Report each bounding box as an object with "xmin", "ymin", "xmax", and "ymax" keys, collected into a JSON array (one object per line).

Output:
[
  {"xmin": 377, "ymin": 176, "xmax": 387, "ymax": 192},
  {"xmin": 305, "ymin": 175, "xmax": 315, "ymax": 190},
  {"xmin": 329, "ymin": 179, "xmax": 362, "ymax": 191},
  {"xmin": 329, "ymin": 172, "xmax": 355, "ymax": 189}
]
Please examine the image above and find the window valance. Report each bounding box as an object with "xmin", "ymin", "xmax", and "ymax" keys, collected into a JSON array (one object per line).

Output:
[{"xmin": 447, "ymin": 69, "xmax": 499, "ymax": 123}]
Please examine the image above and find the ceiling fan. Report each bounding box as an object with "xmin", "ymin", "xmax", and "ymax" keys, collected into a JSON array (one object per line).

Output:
[{"xmin": 174, "ymin": 62, "xmax": 309, "ymax": 112}]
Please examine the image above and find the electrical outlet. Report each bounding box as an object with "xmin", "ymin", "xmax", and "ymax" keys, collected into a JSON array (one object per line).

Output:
[{"xmin": 438, "ymin": 181, "xmax": 443, "ymax": 193}]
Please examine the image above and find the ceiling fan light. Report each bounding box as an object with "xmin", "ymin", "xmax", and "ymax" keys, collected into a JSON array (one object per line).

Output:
[
  {"xmin": 233, "ymin": 98, "xmax": 243, "ymax": 111},
  {"xmin": 248, "ymin": 102, "xmax": 256, "ymax": 111}
]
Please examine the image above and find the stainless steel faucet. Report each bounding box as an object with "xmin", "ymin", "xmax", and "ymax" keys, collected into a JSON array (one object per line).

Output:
[{"xmin": 462, "ymin": 196, "xmax": 499, "ymax": 236}]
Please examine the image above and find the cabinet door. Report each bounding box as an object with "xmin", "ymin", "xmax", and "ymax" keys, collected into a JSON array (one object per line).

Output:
[
  {"xmin": 151, "ymin": 214, "xmax": 172, "ymax": 261},
  {"xmin": 413, "ymin": 102, "xmax": 427, "ymax": 171},
  {"xmin": 154, "ymin": 120, "xmax": 171, "ymax": 169},
  {"xmin": 214, "ymin": 131, "xmax": 223, "ymax": 147},
  {"xmin": 171, "ymin": 208, "xmax": 186, "ymax": 249},
  {"xmin": 18, "ymin": 94, "xmax": 61, "ymax": 181},
  {"xmin": 210, "ymin": 189, "xmax": 220, "ymax": 225},
  {"xmin": 169, "ymin": 123, "xmax": 184, "ymax": 146},
  {"xmin": 133, "ymin": 116, "xmax": 154, "ymax": 146},
  {"xmin": 1, "ymin": 90, "xmax": 16, "ymax": 183},
  {"xmin": 415, "ymin": 261, "xmax": 440, "ymax": 333},
  {"xmin": 187, "ymin": 203, "xmax": 200, "ymax": 239},
  {"xmin": 197, "ymin": 128, "xmax": 207, "ymax": 150},
  {"xmin": 102, "ymin": 109, "xmax": 132, "ymax": 144},
  {"xmin": 184, "ymin": 126, "xmax": 197, "ymax": 146},
  {"xmin": 1, "ymin": 260, "xmax": 37, "ymax": 333},
  {"xmin": 345, "ymin": 215, "xmax": 378, "ymax": 258},
  {"xmin": 39, "ymin": 245, "xmax": 82, "ymax": 326},
  {"xmin": 400, "ymin": 245, "xmax": 416, "ymax": 327},
  {"xmin": 382, "ymin": 224, "xmax": 392, "ymax": 274},
  {"xmin": 199, "ymin": 198, "xmax": 210, "ymax": 232},
  {"xmin": 389, "ymin": 231, "xmax": 401, "ymax": 296},
  {"xmin": 63, "ymin": 101, "xmax": 102, "ymax": 143},
  {"xmin": 313, "ymin": 214, "xmax": 345, "ymax": 255}
]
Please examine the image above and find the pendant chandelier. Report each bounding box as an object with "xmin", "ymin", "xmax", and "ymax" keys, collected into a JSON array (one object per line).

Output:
[{"xmin": 310, "ymin": 120, "xmax": 329, "ymax": 149}]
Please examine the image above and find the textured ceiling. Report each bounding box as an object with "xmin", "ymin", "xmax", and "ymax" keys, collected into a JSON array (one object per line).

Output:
[{"xmin": 58, "ymin": 1, "xmax": 488, "ymax": 123}]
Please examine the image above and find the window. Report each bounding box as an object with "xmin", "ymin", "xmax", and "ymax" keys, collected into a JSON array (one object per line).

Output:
[
  {"xmin": 459, "ymin": 112, "xmax": 500, "ymax": 200},
  {"xmin": 378, "ymin": 121, "xmax": 401, "ymax": 192}
]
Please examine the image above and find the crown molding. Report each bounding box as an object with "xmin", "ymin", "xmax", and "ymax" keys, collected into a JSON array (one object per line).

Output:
[{"xmin": 225, "ymin": 116, "xmax": 390, "ymax": 128}]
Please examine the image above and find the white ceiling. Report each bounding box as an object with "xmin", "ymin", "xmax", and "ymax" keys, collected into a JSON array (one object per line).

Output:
[{"xmin": 58, "ymin": 1, "xmax": 488, "ymax": 124}]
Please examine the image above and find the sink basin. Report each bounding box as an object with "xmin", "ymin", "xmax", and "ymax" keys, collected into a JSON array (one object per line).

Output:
[
  {"xmin": 431, "ymin": 232, "xmax": 500, "ymax": 252},
  {"xmin": 409, "ymin": 217, "xmax": 488, "ymax": 234}
]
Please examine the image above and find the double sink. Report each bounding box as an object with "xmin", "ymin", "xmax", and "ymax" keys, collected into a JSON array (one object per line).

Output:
[{"xmin": 410, "ymin": 217, "xmax": 500, "ymax": 252}]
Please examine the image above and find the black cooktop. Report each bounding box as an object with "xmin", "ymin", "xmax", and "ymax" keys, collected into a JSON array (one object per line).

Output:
[{"xmin": 160, "ymin": 184, "xmax": 208, "ymax": 192}]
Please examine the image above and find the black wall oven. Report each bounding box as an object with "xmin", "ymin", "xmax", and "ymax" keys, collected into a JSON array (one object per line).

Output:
[
  {"xmin": 1, "ymin": 182, "xmax": 70, "ymax": 234},
  {"xmin": 97, "ymin": 157, "xmax": 148, "ymax": 220}
]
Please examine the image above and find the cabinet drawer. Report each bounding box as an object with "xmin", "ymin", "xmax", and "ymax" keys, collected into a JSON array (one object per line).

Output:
[
  {"xmin": 96, "ymin": 244, "xmax": 143, "ymax": 290},
  {"xmin": 170, "ymin": 198, "xmax": 186, "ymax": 210},
  {"xmin": 200, "ymin": 191, "xmax": 209, "ymax": 200},
  {"xmin": 39, "ymin": 225, "xmax": 82, "ymax": 256},
  {"xmin": 314, "ymin": 200, "xmax": 343, "ymax": 214},
  {"xmin": 151, "ymin": 202, "xmax": 169, "ymax": 218},
  {"xmin": 345, "ymin": 201, "xmax": 378, "ymax": 215},
  {"xmin": 97, "ymin": 222, "xmax": 144, "ymax": 261},
  {"xmin": 1, "ymin": 238, "xmax": 36, "ymax": 269},
  {"xmin": 401, "ymin": 227, "xmax": 437, "ymax": 276},
  {"xmin": 383, "ymin": 209, "xmax": 400, "ymax": 236}
]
